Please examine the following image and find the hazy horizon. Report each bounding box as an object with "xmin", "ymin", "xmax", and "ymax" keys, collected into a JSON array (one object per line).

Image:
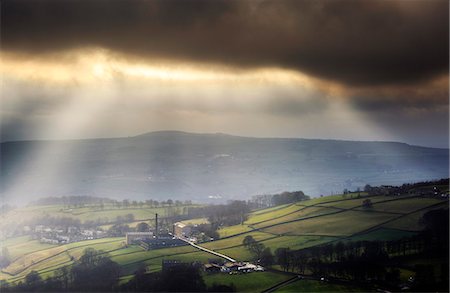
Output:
[{"xmin": 1, "ymin": 129, "xmax": 449, "ymax": 150}]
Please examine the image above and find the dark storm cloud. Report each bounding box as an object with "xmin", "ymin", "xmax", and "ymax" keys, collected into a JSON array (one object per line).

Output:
[{"xmin": 2, "ymin": 0, "xmax": 448, "ymax": 86}]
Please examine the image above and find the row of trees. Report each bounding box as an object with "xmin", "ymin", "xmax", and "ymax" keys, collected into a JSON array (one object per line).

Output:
[{"xmin": 30, "ymin": 196, "xmax": 194, "ymax": 210}]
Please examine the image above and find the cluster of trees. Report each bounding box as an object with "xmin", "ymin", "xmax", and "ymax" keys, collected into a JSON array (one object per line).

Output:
[
  {"xmin": 271, "ymin": 191, "xmax": 310, "ymax": 206},
  {"xmin": 3, "ymin": 248, "xmax": 121, "ymax": 292},
  {"xmin": 250, "ymin": 190, "xmax": 310, "ymax": 208},
  {"xmin": 191, "ymin": 224, "xmax": 220, "ymax": 242},
  {"xmin": 242, "ymin": 235, "xmax": 273, "ymax": 266},
  {"xmin": 187, "ymin": 201, "xmax": 250, "ymax": 230},
  {"xmin": 206, "ymin": 201, "xmax": 250, "ymax": 229}
]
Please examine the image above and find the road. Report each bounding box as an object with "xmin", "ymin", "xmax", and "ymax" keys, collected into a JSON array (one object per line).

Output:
[{"xmin": 173, "ymin": 235, "xmax": 236, "ymax": 262}]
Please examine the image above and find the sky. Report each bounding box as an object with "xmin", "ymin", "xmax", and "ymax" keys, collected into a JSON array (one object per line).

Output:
[{"xmin": 1, "ymin": 0, "xmax": 449, "ymax": 148}]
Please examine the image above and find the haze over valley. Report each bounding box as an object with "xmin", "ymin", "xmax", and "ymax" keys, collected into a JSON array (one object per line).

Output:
[{"xmin": 1, "ymin": 131, "xmax": 447, "ymax": 204}]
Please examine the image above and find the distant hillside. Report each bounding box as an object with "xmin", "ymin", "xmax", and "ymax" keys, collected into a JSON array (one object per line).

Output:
[{"xmin": 1, "ymin": 131, "xmax": 448, "ymax": 203}]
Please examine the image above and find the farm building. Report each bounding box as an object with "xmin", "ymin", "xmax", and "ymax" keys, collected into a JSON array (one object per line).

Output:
[
  {"xmin": 125, "ymin": 231, "xmax": 154, "ymax": 244},
  {"xmin": 139, "ymin": 233, "xmax": 187, "ymax": 250},
  {"xmin": 173, "ymin": 222, "xmax": 192, "ymax": 238}
]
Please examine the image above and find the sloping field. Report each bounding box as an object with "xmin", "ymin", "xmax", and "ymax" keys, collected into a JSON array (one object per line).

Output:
[
  {"xmin": 245, "ymin": 204, "xmax": 301, "ymax": 225},
  {"xmin": 1, "ymin": 236, "xmax": 56, "ymax": 260},
  {"xmin": 203, "ymin": 232, "xmax": 273, "ymax": 251},
  {"xmin": 251, "ymin": 206, "xmax": 337, "ymax": 229},
  {"xmin": 357, "ymin": 197, "xmax": 443, "ymax": 213},
  {"xmin": 318, "ymin": 195, "xmax": 395, "ymax": 209},
  {"xmin": 260, "ymin": 210, "xmax": 397, "ymax": 236},
  {"xmin": 218, "ymin": 225, "xmax": 253, "ymax": 238},
  {"xmin": 1, "ymin": 238, "xmax": 123, "ymax": 279},
  {"xmin": 383, "ymin": 204, "xmax": 449, "ymax": 231}
]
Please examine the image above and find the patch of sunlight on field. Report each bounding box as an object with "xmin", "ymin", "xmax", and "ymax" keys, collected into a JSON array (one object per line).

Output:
[
  {"xmin": 204, "ymin": 271, "xmax": 290, "ymax": 292},
  {"xmin": 251, "ymin": 206, "xmax": 334, "ymax": 229},
  {"xmin": 3, "ymin": 245, "xmax": 68, "ymax": 275},
  {"xmin": 216, "ymin": 246, "xmax": 253, "ymax": 260},
  {"xmin": 6, "ymin": 240, "xmax": 57, "ymax": 260},
  {"xmin": 218, "ymin": 225, "xmax": 253, "ymax": 238},
  {"xmin": 245, "ymin": 204, "xmax": 303, "ymax": 225},
  {"xmin": 261, "ymin": 211, "xmax": 397, "ymax": 236},
  {"xmin": 260, "ymin": 235, "xmax": 335, "ymax": 251},
  {"xmin": 358, "ymin": 197, "xmax": 445, "ymax": 214},
  {"xmin": 1, "ymin": 238, "xmax": 123, "ymax": 280},
  {"xmin": 202, "ymin": 232, "xmax": 273, "ymax": 251}
]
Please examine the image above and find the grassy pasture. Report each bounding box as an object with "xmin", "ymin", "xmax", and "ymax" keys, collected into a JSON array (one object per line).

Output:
[
  {"xmin": 1, "ymin": 238, "xmax": 124, "ymax": 280},
  {"xmin": 203, "ymin": 232, "xmax": 273, "ymax": 251},
  {"xmin": 297, "ymin": 193, "xmax": 367, "ymax": 206},
  {"xmin": 274, "ymin": 279, "xmax": 365, "ymax": 292},
  {"xmin": 260, "ymin": 210, "xmax": 397, "ymax": 236},
  {"xmin": 218, "ymin": 225, "xmax": 253, "ymax": 238},
  {"xmin": 251, "ymin": 203, "xmax": 292, "ymax": 216},
  {"xmin": 259, "ymin": 235, "xmax": 336, "ymax": 251},
  {"xmin": 318, "ymin": 195, "xmax": 395, "ymax": 209},
  {"xmin": 358, "ymin": 197, "xmax": 444, "ymax": 214},
  {"xmin": 383, "ymin": 204, "xmax": 448, "ymax": 231},
  {"xmin": 251, "ymin": 206, "xmax": 335, "ymax": 229},
  {"xmin": 1, "ymin": 236, "xmax": 56, "ymax": 260},
  {"xmin": 245, "ymin": 204, "xmax": 302, "ymax": 225},
  {"xmin": 204, "ymin": 271, "xmax": 290, "ymax": 292}
]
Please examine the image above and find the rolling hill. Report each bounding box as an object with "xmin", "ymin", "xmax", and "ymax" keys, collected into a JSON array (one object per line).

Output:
[{"xmin": 1, "ymin": 131, "xmax": 448, "ymax": 203}]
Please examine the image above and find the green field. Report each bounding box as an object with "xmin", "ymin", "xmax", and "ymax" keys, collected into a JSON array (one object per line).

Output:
[
  {"xmin": 251, "ymin": 206, "xmax": 336, "ymax": 229},
  {"xmin": 274, "ymin": 279, "xmax": 366, "ymax": 292},
  {"xmin": 204, "ymin": 271, "xmax": 291, "ymax": 292},
  {"xmin": 260, "ymin": 210, "xmax": 397, "ymax": 236},
  {"xmin": 360, "ymin": 197, "xmax": 443, "ymax": 214}
]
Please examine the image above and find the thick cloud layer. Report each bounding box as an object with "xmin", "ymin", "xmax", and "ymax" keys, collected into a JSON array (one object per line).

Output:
[{"xmin": 2, "ymin": 0, "xmax": 448, "ymax": 86}]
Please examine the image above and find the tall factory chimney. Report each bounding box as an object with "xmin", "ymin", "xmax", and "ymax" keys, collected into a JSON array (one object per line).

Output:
[{"xmin": 155, "ymin": 213, "xmax": 159, "ymax": 237}]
